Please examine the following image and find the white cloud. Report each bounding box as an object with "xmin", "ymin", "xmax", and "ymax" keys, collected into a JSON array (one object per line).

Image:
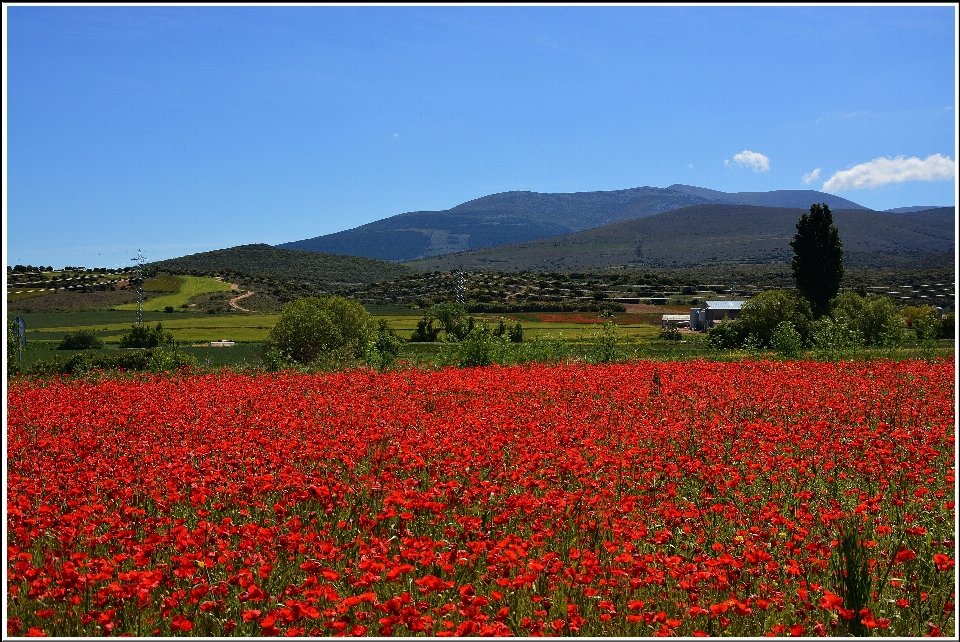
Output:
[
  {"xmin": 822, "ymin": 154, "xmax": 956, "ymax": 192},
  {"xmin": 724, "ymin": 150, "xmax": 770, "ymax": 173},
  {"xmin": 688, "ymin": 164, "xmax": 694, "ymax": 170},
  {"xmin": 801, "ymin": 168, "xmax": 822, "ymax": 185}
]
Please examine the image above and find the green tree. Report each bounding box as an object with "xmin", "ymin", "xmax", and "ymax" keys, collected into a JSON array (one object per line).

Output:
[
  {"xmin": 266, "ymin": 296, "xmax": 373, "ymax": 365},
  {"xmin": 119, "ymin": 323, "xmax": 174, "ymax": 349},
  {"xmin": 58, "ymin": 329, "xmax": 104, "ymax": 350},
  {"xmin": 410, "ymin": 316, "xmax": 441, "ymax": 342},
  {"xmin": 790, "ymin": 203, "xmax": 844, "ymax": 317},
  {"xmin": 429, "ymin": 302, "xmax": 469, "ymax": 341}
]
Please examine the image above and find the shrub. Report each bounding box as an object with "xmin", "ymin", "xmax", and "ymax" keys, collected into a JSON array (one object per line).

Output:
[
  {"xmin": 736, "ymin": 290, "xmax": 812, "ymax": 348},
  {"xmin": 508, "ymin": 322, "xmax": 523, "ymax": 343},
  {"xmin": 7, "ymin": 320, "xmax": 22, "ymax": 377},
  {"xmin": 770, "ymin": 321, "xmax": 803, "ymax": 359},
  {"xmin": 367, "ymin": 320, "xmax": 404, "ymax": 371},
  {"xmin": 707, "ymin": 321, "xmax": 746, "ymax": 350},
  {"xmin": 940, "ymin": 313, "xmax": 954, "ymax": 339},
  {"xmin": 265, "ymin": 296, "xmax": 373, "ymax": 365},
  {"xmin": 26, "ymin": 348, "xmax": 197, "ymax": 376},
  {"xmin": 831, "ymin": 293, "xmax": 904, "ymax": 347},
  {"xmin": 119, "ymin": 323, "xmax": 174, "ymax": 349},
  {"xmin": 659, "ymin": 326, "xmax": 682, "ymax": 342},
  {"xmin": 809, "ymin": 317, "xmax": 863, "ymax": 361},
  {"xmin": 410, "ymin": 316, "xmax": 441, "ymax": 342},
  {"xmin": 456, "ymin": 324, "xmax": 497, "ymax": 367},
  {"xmin": 592, "ymin": 312, "xmax": 624, "ymax": 363},
  {"xmin": 900, "ymin": 304, "xmax": 938, "ymax": 328},
  {"xmin": 58, "ymin": 329, "xmax": 104, "ymax": 351}
]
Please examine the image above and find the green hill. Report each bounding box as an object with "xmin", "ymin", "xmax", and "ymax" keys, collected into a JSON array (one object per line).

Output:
[{"xmin": 148, "ymin": 244, "xmax": 413, "ymax": 287}]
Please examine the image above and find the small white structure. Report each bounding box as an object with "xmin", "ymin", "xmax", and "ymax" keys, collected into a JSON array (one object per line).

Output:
[
  {"xmin": 690, "ymin": 300, "xmax": 746, "ymax": 331},
  {"xmin": 209, "ymin": 340, "xmax": 235, "ymax": 347},
  {"xmin": 661, "ymin": 314, "xmax": 690, "ymax": 328}
]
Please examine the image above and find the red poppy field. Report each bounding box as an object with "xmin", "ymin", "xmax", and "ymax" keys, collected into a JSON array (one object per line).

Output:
[{"xmin": 6, "ymin": 359, "xmax": 956, "ymax": 637}]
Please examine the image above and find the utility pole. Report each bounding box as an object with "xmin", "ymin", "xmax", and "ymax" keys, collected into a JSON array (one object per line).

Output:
[
  {"xmin": 454, "ymin": 270, "xmax": 466, "ymax": 306},
  {"xmin": 131, "ymin": 250, "xmax": 146, "ymax": 325}
]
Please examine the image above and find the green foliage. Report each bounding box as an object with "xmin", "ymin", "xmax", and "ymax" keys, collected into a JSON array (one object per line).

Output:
[
  {"xmin": 913, "ymin": 313, "xmax": 941, "ymax": 359},
  {"xmin": 940, "ymin": 312, "xmax": 954, "ymax": 340},
  {"xmin": 25, "ymin": 348, "xmax": 197, "ymax": 376},
  {"xmin": 809, "ymin": 317, "xmax": 863, "ymax": 361},
  {"xmin": 770, "ymin": 321, "xmax": 803, "ymax": 359},
  {"xmin": 147, "ymin": 347, "xmax": 200, "ymax": 373},
  {"xmin": 831, "ymin": 523, "xmax": 872, "ymax": 637},
  {"xmin": 366, "ymin": 320, "xmax": 404, "ymax": 371},
  {"xmin": 832, "ymin": 293, "xmax": 904, "ymax": 348},
  {"xmin": 707, "ymin": 321, "xmax": 746, "ymax": 350},
  {"xmin": 266, "ymin": 296, "xmax": 373, "ymax": 365},
  {"xmin": 259, "ymin": 346, "xmax": 296, "ymax": 372},
  {"xmin": 900, "ymin": 304, "xmax": 938, "ymax": 329},
  {"xmin": 409, "ymin": 316, "xmax": 441, "ymax": 342},
  {"xmin": 659, "ymin": 326, "xmax": 682, "ymax": 342},
  {"xmin": 592, "ymin": 311, "xmax": 624, "ymax": 363},
  {"xmin": 429, "ymin": 302, "xmax": 470, "ymax": 341},
  {"xmin": 508, "ymin": 322, "xmax": 523, "ymax": 343},
  {"xmin": 791, "ymin": 203, "xmax": 844, "ymax": 317},
  {"xmin": 736, "ymin": 289, "xmax": 813, "ymax": 348},
  {"xmin": 7, "ymin": 320, "xmax": 22, "ymax": 377},
  {"xmin": 57, "ymin": 329, "xmax": 104, "ymax": 351},
  {"xmin": 118, "ymin": 323, "xmax": 174, "ymax": 349},
  {"xmin": 440, "ymin": 326, "xmax": 569, "ymax": 368},
  {"xmin": 456, "ymin": 324, "xmax": 497, "ymax": 367}
]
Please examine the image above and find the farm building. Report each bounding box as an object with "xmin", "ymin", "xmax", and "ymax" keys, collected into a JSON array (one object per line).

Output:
[
  {"xmin": 661, "ymin": 314, "xmax": 690, "ymax": 328},
  {"xmin": 690, "ymin": 300, "xmax": 746, "ymax": 331}
]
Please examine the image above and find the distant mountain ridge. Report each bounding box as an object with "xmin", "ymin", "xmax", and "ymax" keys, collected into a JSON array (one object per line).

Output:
[
  {"xmin": 407, "ymin": 205, "xmax": 955, "ymax": 272},
  {"xmin": 666, "ymin": 185, "xmax": 870, "ymax": 210},
  {"xmin": 275, "ymin": 184, "xmax": 950, "ymax": 263}
]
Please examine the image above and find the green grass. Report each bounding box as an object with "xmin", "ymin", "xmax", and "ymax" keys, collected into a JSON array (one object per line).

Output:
[
  {"xmin": 114, "ymin": 276, "xmax": 232, "ymax": 311},
  {"xmin": 142, "ymin": 275, "xmax": 185, "ymax": 292},
  {"xmin": 6, "ymin": 289, "xmax": 58, "ymax": 301}
]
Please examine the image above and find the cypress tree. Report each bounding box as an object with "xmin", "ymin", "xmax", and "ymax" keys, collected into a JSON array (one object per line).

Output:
[{"xmin": 790, "ymin": 203, "xmax": 844, "ymax": 318}]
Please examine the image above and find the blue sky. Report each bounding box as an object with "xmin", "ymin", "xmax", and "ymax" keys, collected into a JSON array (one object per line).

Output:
[{"xmin": 4, "ymin": 5, "xmax": 957, "ymax": 268}]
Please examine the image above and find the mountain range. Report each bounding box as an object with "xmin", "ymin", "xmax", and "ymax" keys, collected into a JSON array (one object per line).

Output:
[
  {"xmin": 275, "ymin": 185, "xmax": 874, "ymax": 263},
  {"xmin": 406, "ymin": 205, "xmax": 955, "ymax": 272}
]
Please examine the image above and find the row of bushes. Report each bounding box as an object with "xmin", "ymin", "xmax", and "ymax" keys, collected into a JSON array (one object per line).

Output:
[
  {"xmin": 23, "ymin": 348, "xmax": 199, "ymax": 377},
  {"xmin": 707, "ymin": 290, "xmax": 953, "ymax": 354},
  {"xmin": 56, "ymin": 323, "xmax": 175, "ymax": 351}
]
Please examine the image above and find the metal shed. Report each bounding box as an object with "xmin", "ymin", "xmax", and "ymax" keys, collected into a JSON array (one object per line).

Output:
[{"xmin": 689, "ymin": 300, "xmax": 746, "ymax": 331}]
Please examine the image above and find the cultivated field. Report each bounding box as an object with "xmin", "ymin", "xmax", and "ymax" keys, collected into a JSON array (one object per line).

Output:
[
  {"xmin": 6, "ymin": 359, "xmax": 954, "ymax": 637},
  {"xmin": 113, "ymin": 276, "xmax": 233, "ymax": 312}
]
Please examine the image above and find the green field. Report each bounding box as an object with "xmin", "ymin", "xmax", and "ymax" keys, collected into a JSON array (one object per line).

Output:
[
  {"xmin": 114, "ymin": 276, "xmax": 232, "ymax": 311},
  {"xmin": 12, "ymin": 308, "xmax": 662, "ymax": 350},
  {"xmin": 6, "ymin": 289, "xmax": 59, "ymax": 301},
  {"xmin": 142, "ymin": 275, "xmax": 186, "ymax": 292}
]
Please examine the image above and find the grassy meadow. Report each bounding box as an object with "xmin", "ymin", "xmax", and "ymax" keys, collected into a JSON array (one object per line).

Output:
[{"xmin": 113, "ymin": 275, "xmax": 233, "ymax": 311}]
